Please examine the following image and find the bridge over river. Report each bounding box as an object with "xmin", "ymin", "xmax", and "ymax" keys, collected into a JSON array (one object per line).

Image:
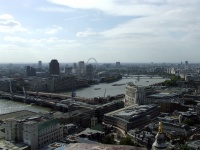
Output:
[
  {"xmin": 0, "ymin": 91, "xmax": 73, "ymax": 112},
  {"xmin": 123, "ymin": 75, "xmax": 165, "ymax": 79},
  {"xmin": 0, "ymin": 91, "xmax": 124, "ymax": 112}
]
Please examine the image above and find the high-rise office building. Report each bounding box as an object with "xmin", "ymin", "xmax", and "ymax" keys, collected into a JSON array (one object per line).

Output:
[
  {"xmin": 177, "ymin": 64, "xmax": 181, "ymax": 69},
  {"xmin": 86, "ymin": 64, "xmax": 94, "ymax": 78},
  {"xmin": 73, "ymin": 63, "xmax": 77, "ymax": 69},
  {"xmin": 49, "ymin": 59, "xmax": 60, "ymax": 76},
  {"xmin": 38, "ymin": 61, "xmax": 42, "ymax": 69},
  {"xmin": 78, "ymin": 61, "xmax": 85, "ymax": 75},
  {"xmin": 185, "ymin": 61, "xmax": 188, "ymax": 67},
  {"xmin": 64, "ymin": 67, "xmax": 72, "ymax": 75},
  {"xmin": 26, "ymin": 66, "xmax": 36, "ymax": 77},
  {"xmin": 116, "ymin": 62, "xmax": 120, "ymax": 67}
]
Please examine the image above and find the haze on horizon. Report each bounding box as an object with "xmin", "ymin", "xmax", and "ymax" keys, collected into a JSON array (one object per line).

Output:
[{"xmin": 0, "ymin": 0, "xmax": 200, "ymax": 63}]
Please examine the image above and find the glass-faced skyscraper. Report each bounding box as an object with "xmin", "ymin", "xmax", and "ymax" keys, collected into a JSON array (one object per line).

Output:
[
  {"xmin": 49, "ymin": 59, "xmax": 60, "ymax": 76},
  {"xmin": 38, "ymin": 61, "xmax": 42, "ymax": 69}
]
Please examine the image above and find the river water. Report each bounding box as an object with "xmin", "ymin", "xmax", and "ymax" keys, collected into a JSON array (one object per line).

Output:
[
  {"xmin": 64, "ymin": 77, "xmax": 167, "ymax": 98},
  {"xmin": 0, "ymin": 99, "xmax": 50, "ymax": 115},
  {"xmin": 0, "ymin": 76, "xmax": 166, "ymax": 114}
]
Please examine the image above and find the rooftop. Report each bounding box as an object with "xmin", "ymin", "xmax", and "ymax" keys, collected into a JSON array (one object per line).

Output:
[
  {"xmin": 0, "ymin": 110, "xmax": 37, "ymax": 121},
  {"xmin": 180, "ymin": 111, "xmax": 198, "ymax": 116},
  {"xmin": 126, "ymin": 82, "xmax": 144, "ymax": 88},
  {"xmin": 187, "ymin": 140, "xmax": 200, "ymax": 148},
  {"xmin": 24, "ymin": 120, "xmax": 37, "ymax": 125},
  {"xmin": 147, "ymin": 92, "xmax": 179, "ymax": 99},
  {"xmin": 0, "ymin": 140, "xmax": 29, "ymax": 150},
  {"xmin": 105, "ymin": 104, "xmax": 158, "ymax": 121},
  {"xmin": 76, "ymin": 128, "xmax": 104, "ymax": 137}
]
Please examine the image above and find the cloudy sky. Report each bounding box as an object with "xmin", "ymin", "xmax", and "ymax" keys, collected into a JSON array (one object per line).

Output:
[{"xmin": 0, "ymin": 0, "xmax": 200, "ymax": 63}]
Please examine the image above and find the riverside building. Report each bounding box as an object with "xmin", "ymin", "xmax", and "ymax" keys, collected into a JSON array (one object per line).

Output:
[{"xmin": 125, "ymin": 82, "xmax": 145, "ymax": 106}]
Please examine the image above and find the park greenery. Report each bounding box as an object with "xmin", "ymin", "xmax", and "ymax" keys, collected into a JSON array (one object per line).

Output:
[
  {"xmin": 102, "ymin": 134, "xmax": 116, "ymax": 144},
  {"xmin": 119, "ymin": 136, "xmax": 140, "ymax": 147},
  {"xmin": 162, "ymin": 75, "xmax": 183, "ymax": 87},
  {"xmin": 183, "ymin": 119, "xmax": 195, "ymax": 126}
]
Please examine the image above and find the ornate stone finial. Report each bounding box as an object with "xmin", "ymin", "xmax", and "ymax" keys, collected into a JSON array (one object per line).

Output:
[{"xmin": 158, "ymin": 122, "xmax": 162, "ymax": 133}]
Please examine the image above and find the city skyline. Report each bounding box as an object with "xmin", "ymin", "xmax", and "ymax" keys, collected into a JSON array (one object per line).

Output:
[{"xmin": 0, "ymin": 0, "xmax": 200, "ymax": 63}]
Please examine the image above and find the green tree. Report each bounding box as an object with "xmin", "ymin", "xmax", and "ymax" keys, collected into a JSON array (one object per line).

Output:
[
  {"xmin": 162, "ymin": 75, "xmax": 183, "ymax": 87},
  {"xmin": 102, "ymin": 134, "xmax": 115, "ymax": 144},
  {"xmin": 183, "ymin": 119, "xmax": 195, "ymax": 126},
  {"xmin": 178, "ymin": 144, "xmax": 190, "ymax": 150},
  {"xmin": 119, "ymin": 136, "xmax": 140, "ymax": 147}
]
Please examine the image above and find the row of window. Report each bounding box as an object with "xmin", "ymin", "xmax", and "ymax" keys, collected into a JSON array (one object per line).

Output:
[
  {"xmin": 39, "ymin": 130, "xmax": 62, "ymax": 141},
  {"xmin": 38, "ymin": 134, "xmax": 62, "ymax": 148},
  {"xmin": 39, "ymin": 125, "xmax": 59, "ymax": 136}
]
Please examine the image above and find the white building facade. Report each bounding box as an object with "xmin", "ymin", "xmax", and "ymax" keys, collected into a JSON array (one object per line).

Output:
[
  {"xmin": 5, "ymin": 117, "xmax": 63, "ymax": 150},
  {"xmin": 125, "ymin": 82, "xmax": 145, "ymax": 106}
]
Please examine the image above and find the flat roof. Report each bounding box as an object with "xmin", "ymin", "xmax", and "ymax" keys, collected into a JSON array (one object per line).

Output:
[
  {"xmin": 147, "ymin": 93, "xmax": 178, "ymax": 99},
  {"xmin": 0, "ymin": 140, "xmax": 29, "ymax": 150},
  {"xmin": 187, "ymin": 140, "xmax": 200, "ymax": 148},
  {"xmin": 105, "ymin": 104, "xmax": 157, "ymax": 121},
  {"xmin": 0, "ymin": 110, "xmax": 37, "ymax": 121},
  {"xmin": 76, "ymin": 128, "xmax": 104, "ymax": 136},
  {"xmin": 24, "ymin": 120, "xmax": 37, "ymax": 125}
]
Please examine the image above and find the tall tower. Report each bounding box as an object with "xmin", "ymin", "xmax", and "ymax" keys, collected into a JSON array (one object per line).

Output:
[
  {"xmin": 49, "ymin": 59, "xmax": 60, "ymax": 76},
  {"xmin": 116, "ymin": 62, "xmax": 120, "ymax": 67},
  {"xmin": 78, "ymin": 61, "xmax": 85, "ymax": 75},
  {"xmin": 73, "ymin": 63, "xmax": 77, "ymax": 69},
  {"xmin": 38, "ymin": 61, "xmax": 42, "ymax": 70},
  {"xmin": 185, "ymin": 61, "xmax": 188, "ymax": 69},
  {"xmin": 91, "ymin": 117, "xmax": 98, "ymax": 128},
  {"xmin": 26, "ymin": 66, "xmax": 36, "ymax": 77},
  {"xmin": 152, "ymin": 122, "xmax": 167, "ymax": 150},
  {"xmin": 86, "ymin": 64, "xmax": 94, "ymax": 79}
]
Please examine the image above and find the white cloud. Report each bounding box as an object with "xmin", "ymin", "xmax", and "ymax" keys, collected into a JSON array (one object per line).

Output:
[
  {"xmin": 37, "ymin": 6, "xmax": 75, "ymax": 13},
  {"xmin": 0, "ymin": 14, "xmax": 27, "ymax": 33},
  {"xmin": 3, "ymin": 36, "xmax": 80, "ymax": 47},
  {"xmin": 70, "ymin": 0, "xmax": 200, "ymax": 50},
  {"xmin": 48, "ymin": 0, "xmax": 166, "ymax": 16},
  {"xmin": 45, "ymin": 26, "xmax": 62, "ymax": 34},
  {"xmin": 45, "ymin": 0, "xmax": 196, "ymax": 15},
  {"xmin": 1, "ymin": 0, "xmax": 200, "ymax": 62},
  {"xmin": 4, "ymin": 36, "xmax": 27, "ymax": 42},
  {"xmin": 65, "ymin": 15, "xmax": 88, "ymax": 21},
  {"xmin": 76, "ymin": 28, "xmax": 98, "ymax": 37},
  {"xmin": 48, "ymin": 0, "xmax": 200, "ymax": 53},
  {"xmin": 0, "ymin": 14, "xmax": 14, "ymax": 20}
]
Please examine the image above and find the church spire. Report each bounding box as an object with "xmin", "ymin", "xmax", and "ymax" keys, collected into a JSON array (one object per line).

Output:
[
  {"xmin": 158, "ymin": 122, "xmax": 162, "ymax": 134},
  {"xmin": 152, "ymin": 122, "xmax": 167, "ymax": 150}
]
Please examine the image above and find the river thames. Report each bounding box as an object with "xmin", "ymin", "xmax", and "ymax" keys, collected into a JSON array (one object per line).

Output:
[
  {"xmin": 0, "ymin": 76, "xmax": 167, "ymax": 114},
  {"xmin": 65, "ymin": 76, "xmax": 166, "ymax": 98}
]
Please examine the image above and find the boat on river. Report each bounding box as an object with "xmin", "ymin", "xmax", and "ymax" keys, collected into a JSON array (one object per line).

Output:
[{"xmin": 112, "ymin": 83, "xmax": 125, "ymax": 86}]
